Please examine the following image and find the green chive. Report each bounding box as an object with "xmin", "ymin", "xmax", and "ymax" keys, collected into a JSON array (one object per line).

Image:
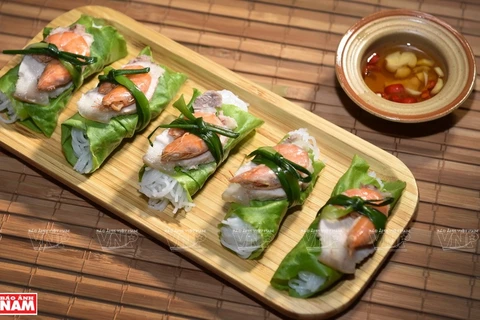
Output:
[
  {"xmin": 148, "ymin": 93, "xmax": 240, "ymax": 164},
  {"xmin": 3, "ymin": 42, "xmax": 97, "ymax": 89},
  {"xmin": 186, "ymin": 89, "xmax": 203, "ymax": 113},
  {"xmin": 59, "ymin": 59, "xmax": 82, "ymax": 89},
  {"xmin": 3, "ymin": 42, "xmax": 97, "ymax": 66},
  {"xmin": 172, "ymin": 94, "xmax": 197, "ymax": 121},
  {"xmin": 98, "ymin": 67, "xmax": 150, "ymax": 82},
  {"xmin": 247, "ymin": 146, "xmax": 313, "ymax": 206},
  {"xmin": 322, "ymin": 194, "xmax": 393, "ymax": 231},
  {"xmin": 99, "ymin": 67, "xmax": 151, "ymax": 131}
]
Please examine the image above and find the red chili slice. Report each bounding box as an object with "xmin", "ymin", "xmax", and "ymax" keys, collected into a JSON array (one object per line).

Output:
[
  {"xmin": 390, "ymin": 94, "xmax": 401, "ymax": 102},
  {"xmin": 421, "ymin": 90, "xmax": 431, "ymax": 100},
  {"xmin": 426, "ymin": 80, "xmax": 436, "ymax": 90},
  {"xmin": 367, "ymin": 53, "xmax": 379, "ymax": 65},
  {"xmin": 384, "ymin": 84, "xmax": 405, "ymax": 94},
  {"xmin": 400, "ymin": 97, "xmax": 417, "ymax": 103},
  {"xmin": 363, "ymin": 64, "xmax": 378, "ymax": 76}
]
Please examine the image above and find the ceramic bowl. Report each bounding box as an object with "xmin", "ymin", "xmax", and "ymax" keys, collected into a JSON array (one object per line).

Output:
[{"xmin": 335, "ymin": 9, "xmax": 476, "ymax": 123}]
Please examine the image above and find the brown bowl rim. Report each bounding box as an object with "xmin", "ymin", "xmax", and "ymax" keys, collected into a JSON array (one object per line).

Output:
[{"xmin": 335, "ymin": 9, "xmax": 477, "ymax": 123}]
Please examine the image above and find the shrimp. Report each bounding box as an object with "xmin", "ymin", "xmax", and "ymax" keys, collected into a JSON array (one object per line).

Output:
[
  {"xmin": 45, "ymin": 30, "xmax": 91, "ymax": 56},
  {"xmin": 101, "ymin": 65, "xmax": 152, "ymax": 111},
  {"xmin": 229, "ymin": 143, "xmax": 311, "ymax": 189},
  {"xmin": 36, "ymin": 60, "xmax": 72, "ymax": 91},
  {"xmin": 161, "ymin": 112, "xmax": 225, "ymax": 162},
  {"xmin": 317, "ymin": 186, "xmax": 390, "ymax": 273},
  {"xmin": 343, "ymin": 187, "xmax": 390, "ymax": 251},
  {"xmin": 97, "ymin": 82, "xmax": 117, "ymax": 95},
  {"xmin": 37, "ymin": 27, "xmax": 92, "ymax": 91}
]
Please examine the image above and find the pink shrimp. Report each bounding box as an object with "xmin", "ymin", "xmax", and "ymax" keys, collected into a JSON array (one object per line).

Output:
[
  {"xmin": 101, "ymin": 65, "xmax": 152, "ymax": 111},
  {"xmin": 343, "ymin": 187, "xmax": 390, "ymax": 250},
  {"xmin": 161, "ymin": 112, "xmax": 225, "ymax": 162},
  {"xmin": 37, "ymin": 29, "xmax": 91, "ymax": 91},
  {"xmin": 229, "ymin": 143, "xmax": 310, "ymax": 189}
]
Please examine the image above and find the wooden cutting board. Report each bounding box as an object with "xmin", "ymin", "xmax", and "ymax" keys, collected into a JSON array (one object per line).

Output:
[{"xmin": 0, "ymin": 6, "xmax": 418, "ymax": 319}]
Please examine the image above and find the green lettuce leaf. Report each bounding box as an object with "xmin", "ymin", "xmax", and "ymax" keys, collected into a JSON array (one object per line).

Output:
[
  {"xmin": 269, "ymin": 216, "xmax": 343, "ymax": 298},
  {"xmin": 220, "ymin": 155, "xmax": 325, "ymax": 260},
  {"xmin": 140, "ymin": 98, "xmax": 264, "ymax": 201},
  {"xmin": 171, "ymin": 102, "xmax": 265, "ymax": 196},
  {"xmin": 61, "ymin": 47, "xmax": 187, "ymax": 173},
  {"xmin": 270, "ymin": 154, "xmax": 406, "ymax": 298},
  {"xmin": 225, "ymin": 200, "xmax": 289, "ymax": 253},
  {"xmin": 0, "ymin": 66, "xmax": 29, "ymax": 121},
  {"xmin": 331, "ymin": 155, "xmax": 406, "ymax": 212},
  {"xmin": 0, "ymin": 14, "xmax": 127, "ymax": 137},
  {"xmin": 319, "ymin": 204, "xmax": 354, "ymax": 220},
  {"xmin": 168, "ymin": 162, "xmax": 217, "ymax": 202}
]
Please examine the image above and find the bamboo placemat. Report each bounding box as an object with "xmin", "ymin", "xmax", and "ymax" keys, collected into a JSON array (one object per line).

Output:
[{"xmin": 0, "ymin": 0, "xmax": 478, "ymax": 319}]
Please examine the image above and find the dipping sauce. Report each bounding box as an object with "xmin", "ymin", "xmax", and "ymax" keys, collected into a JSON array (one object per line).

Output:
[{"xmin": 362, "ymin": 44, "xmax": 446, "ymax": 103}]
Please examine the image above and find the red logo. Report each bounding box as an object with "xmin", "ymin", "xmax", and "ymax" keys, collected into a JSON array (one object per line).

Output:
[{"xmin": 0, "ymin": 293, "xmax": 37, "ymax": 315}]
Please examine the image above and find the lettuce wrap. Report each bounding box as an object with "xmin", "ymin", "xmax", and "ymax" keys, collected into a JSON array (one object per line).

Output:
[
  {"xmin": 270, "ymin": 155, "xmax": 406, "ymax": 298},
  {"xmin": 139, "ymin": 89, "xmax": 264, "ymax": 213},
  {"xmin": 61, "ymin": 47, "xmax": 187, "ymax": 174},
  {"xmin": 0, "ymin": 14, "xmax": 128, "ymax": 137},
  {"xmin": 219, "ymin": 129, "xmax": 325, "ymax": 259}
]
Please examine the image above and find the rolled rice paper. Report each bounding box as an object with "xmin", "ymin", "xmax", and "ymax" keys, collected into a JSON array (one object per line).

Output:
[
  {"xmin": 61, "ymin": 46, "xmax": 187, "ymax": 174},
  {"xmin": 270, "ymin": 155, "xmax": 406, "ymax": 298},
  {"xmin": 0, "ymin": 14, "xmax": 128, "ymax": 137},
  {"xmin": 139, "ymin": 89, "xmax": 264, "ymax": 213},
  {"xmin": 219, "ymin": 129, "xmax": 325, "ymax": 259}
]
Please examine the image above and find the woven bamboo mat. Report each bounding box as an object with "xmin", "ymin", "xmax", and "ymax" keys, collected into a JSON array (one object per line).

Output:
[{"xmin": 0, "ymin": 0, "xmax": 478, "ymax": 319}]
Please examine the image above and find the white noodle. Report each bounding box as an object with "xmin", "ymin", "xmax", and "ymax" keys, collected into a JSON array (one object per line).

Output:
[
  {"xmin": 71, "ymin": 128, "xmax": 93, "ymax": 174},
  {"xmin": 288, "ymin": 271, "xmax": 326, "ymax": 296},
  {"xmin": 141, "ymin": 90, "xmax": 250, "ymax": 213},
  {"xmin": 139, "ymin": 167, "xmax": 195, "ymax": 214},
  {"xmin": 367, "ymin": 171, "xmax": 385, "ymax": 189},
  {"xmin": 0, "ymin": 92, "xmax": 18, "ymax": 124},
  {"xmin": 220, "ymin": 216, "xmax": 262, "ymax": 258}
]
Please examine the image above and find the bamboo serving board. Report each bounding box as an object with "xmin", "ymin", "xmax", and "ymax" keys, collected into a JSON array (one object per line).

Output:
[{"xmin": 0, "ymin": 6, "xmax": 419, "ymax": 319}]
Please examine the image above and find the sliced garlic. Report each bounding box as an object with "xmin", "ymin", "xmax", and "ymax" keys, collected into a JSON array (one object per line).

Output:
[
  {"xmin": 430, "ymin": 78, "xmax": 444, "ymax": 95},
  {"xmin": 405, "ymin": 87, "xmax": 422, "ymax": 96},
  {"xmin": 385, "ymin": 51, "xmax": 402, "ymax": 72},
  {"xmin": 403, "ymin": 52, "xmax": 417, "ymax": 68},
  {"xmin": 417, "ymin": 58, "xmax": 434, "ymax": 67},
  {"xmin": 385, "ymin": 51, "xmax": 417, "ymax": 73},
  {"xmin": 413, "ymin": 66, "xmax": 430, "ymax": 73},
  {"xmin": 407, "ymin": 76, "xmax": 421, "ymax": 91},
  {"xmin": 395, "ymin": 66, "xmax": 412, "ymax": 78},
  {"xmin": 416, "ymin": 72, "xmax": 425, "ymax": 82},
  {"xmin": 434, "ymin": 66, "xmax": 444, "ymax": 77}
]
